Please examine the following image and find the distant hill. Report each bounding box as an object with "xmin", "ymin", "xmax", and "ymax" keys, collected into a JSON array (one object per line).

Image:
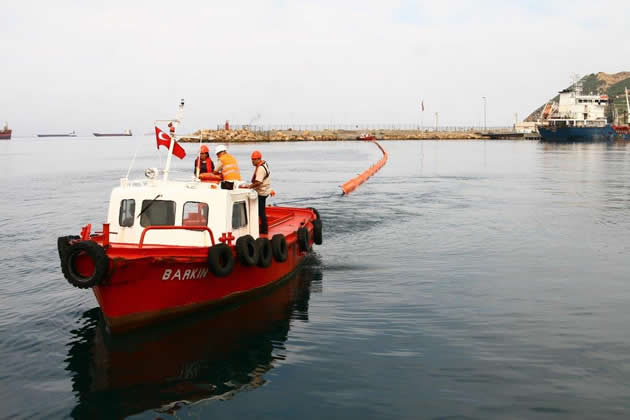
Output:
[{"xmin": 525, "ymin": 72, "xmax": 630, "ymax": 122}]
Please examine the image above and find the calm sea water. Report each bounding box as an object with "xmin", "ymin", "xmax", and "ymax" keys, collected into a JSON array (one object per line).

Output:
[{"xmin": 2, "ymin": 137, "xmax": 630, "ymax": 419}]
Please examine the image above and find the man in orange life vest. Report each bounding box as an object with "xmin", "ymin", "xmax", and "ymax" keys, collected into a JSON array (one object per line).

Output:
[
  {"xmin": 212, "ymin": 144, "xmax": 241, "ymax": 190},
  {"xmin": 242, "ymin": 150, "xmax": 271, "ymax": 234},
  {"xmin": 194, "ymin": 145, "xmax": 214, "ymax": 176}
]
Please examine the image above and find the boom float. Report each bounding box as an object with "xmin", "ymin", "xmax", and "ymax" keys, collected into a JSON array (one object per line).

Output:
[{"xmin": 340, "ymin": 140, "xmax": 388, "ymax": 194}]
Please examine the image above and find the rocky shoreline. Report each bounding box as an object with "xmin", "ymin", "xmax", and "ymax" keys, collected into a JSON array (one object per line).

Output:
[{"xmin": 179, "ymin": 128, "xmax": 491, "ymax": 142}]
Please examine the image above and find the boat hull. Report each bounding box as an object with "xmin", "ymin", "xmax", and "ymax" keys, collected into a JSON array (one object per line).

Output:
[
  {"xmin": 93, "ymin": 133, "xmax": 132, "ymax": 137},
  {"xmin": 613, "ymin": 126, "xmax": 630, "ymax": 140},
  {"xmin": 538, "ymin": 125, "xmax": 615, "ymax": 143},
  {"xmin": 37, "ymin": 134, "xmax": 77, "ymax": 137},
  {"xmin": 81, "ymin": 210, "xmax": 316, "ymax": 333}
]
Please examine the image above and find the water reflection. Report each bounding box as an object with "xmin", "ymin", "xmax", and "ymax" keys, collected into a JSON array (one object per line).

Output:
[{"xmin": 65, "ymin": 257, "xmax": 322, "ymax": 418}]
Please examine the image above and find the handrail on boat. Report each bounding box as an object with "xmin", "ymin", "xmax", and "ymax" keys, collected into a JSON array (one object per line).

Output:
[{"xmin": 139, "ymin": 226, "xmax": 216, "ymax": 248}]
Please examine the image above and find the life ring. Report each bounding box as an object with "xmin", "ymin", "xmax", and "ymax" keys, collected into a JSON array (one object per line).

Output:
[
  {"xmin": 297, "ymin": 227, "xmax": 310, "ymax": 252},
  {"xmin": 255, "ymin": 237, "xmax": 272, "ymax": 268},
  {"xmin": 207, "ymin": 243, "xmax": 234, "ymax": 277},
  {"xmin": 235, "ymin": 235, "xmax": 258, "ymax": 266},
  {"xmin": 62, "ymin": 241, "xmax": 109, "ymax": 289},
  {"xmin": 271, "ymin": 234, "xmax": 288, "ymax": 262},
  {"xmin": 57, "ymin": 235, "xmax": 79, "ymax": 261},
  {"xmin": 307, "ymin": 207, "xmax": 320, "ymax": 220},
  {"xmin": 200, "ymin": 172, "xmax": 222, "ymax": 183},
  {"xmin": 312, "ymin": 219, "xmax": 323, "ymax": 245}
]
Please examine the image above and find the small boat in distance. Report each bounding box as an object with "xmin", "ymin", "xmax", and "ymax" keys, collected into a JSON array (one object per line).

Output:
[
  {"xmin": 357, "ymin": 133, "xmax": 377, "ymax": 141},
  {"xmin": 0, "ymin": 122, "xmax": 11, "ymax": 140},
  {"xmin": 37, "ymin": 131, "xmax": 77, "ymax": 138},
  {"xmin": 93, "ymin": 129, "xmax": 133, "ymax": 137}
]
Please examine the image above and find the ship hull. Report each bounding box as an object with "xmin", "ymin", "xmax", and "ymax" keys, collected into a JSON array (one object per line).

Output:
[
  {"xmin": 37, "ymin": 134, "xmax": 77, "ymax": 138},
  {"xmin": 539, "ymin": 125, "xmax": 615, "ymax": 143},
  {"xmin": 0, "ymin": 130, "xmax": 11, "ymax": 140},
  {"xmin": 93, "ymin": 133, "xmax": 132, "ymax": 137}
]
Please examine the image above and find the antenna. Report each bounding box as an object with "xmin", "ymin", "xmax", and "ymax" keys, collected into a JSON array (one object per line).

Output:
[
  {"xmin": 625, "ymin": 87, "xmax": 629, "ymax": 120},
  {"xmin": 162, "ymin": 99, "xmax": 185, "ymax": 182}
]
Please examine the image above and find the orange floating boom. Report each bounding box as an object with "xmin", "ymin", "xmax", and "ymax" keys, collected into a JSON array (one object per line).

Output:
[{"xmin": 341, "ymin": 140, "xmax": 388, "ymax": 195}]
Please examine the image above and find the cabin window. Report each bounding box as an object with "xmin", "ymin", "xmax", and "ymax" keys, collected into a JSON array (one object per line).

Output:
[
  {"xmin": 183, "ymin": 201, "xmax": 209, "ymax": 226},
  {"xmin": 140, "ymin": 199, "xmax": 176, "ymax": 227},
  {"xmin": 119, "ymin": 199, "xmax": 135, "ymax": 227},
  {"xmin": 232, "ymin": 201, "xmax": 248, "ymax": 229}
]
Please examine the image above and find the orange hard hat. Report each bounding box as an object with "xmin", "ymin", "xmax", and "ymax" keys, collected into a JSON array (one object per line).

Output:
[
  {"xmin": 200, "ymin": 145, "xmax": 209, "ymax": 154},
  {"xmin": 251, "ymin": 150, "xmax": 262, "ymax": 159}
]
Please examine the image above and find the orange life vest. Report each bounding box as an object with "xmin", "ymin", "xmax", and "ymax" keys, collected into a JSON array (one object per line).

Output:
[
  {"xmin": 195, "ymin": 157, "xmax": 214, "ymax": 174},
  {"xmin": 218, "ymin": 153, "xmax": 241, "ymax": 181}
]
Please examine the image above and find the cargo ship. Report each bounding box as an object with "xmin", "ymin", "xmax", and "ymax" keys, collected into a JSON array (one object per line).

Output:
[
  {"xmin": 0, "ymin": 122, "xmax": 11, "ymax": 140},
  {"xmin": 37, "ymin": 131, "xmax": 77, "ymax": 138},
  {"xmin": 93, "ymin": 129, "xmax": 132, "ymax": 137},
  {"xmin": 538, "ymin": 79, "xmax": 615, "ymax": 143}
]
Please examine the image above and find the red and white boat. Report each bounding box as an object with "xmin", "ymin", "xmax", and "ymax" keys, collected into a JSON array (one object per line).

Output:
[
  {"xmin": 357, "ymin": 133, "xmax": 377, "ymax": 141},
  {"xmin": 0, "ymin": 121, "xmax": 11, "ymax": 140},
  {"xmin": 57, "ymin": 103, "xmax": 322, "ymax": 333}
]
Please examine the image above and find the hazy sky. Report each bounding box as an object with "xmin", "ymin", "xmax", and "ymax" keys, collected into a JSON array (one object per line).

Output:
[{"xmin": 1, "ymin": 0, "xmax": 628, "ymax": 135}]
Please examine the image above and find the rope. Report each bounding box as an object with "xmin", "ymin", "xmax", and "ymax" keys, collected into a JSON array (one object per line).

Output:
[{"xmin": 273, "ymin": 191, "xmax": 339, "ymax": 206}]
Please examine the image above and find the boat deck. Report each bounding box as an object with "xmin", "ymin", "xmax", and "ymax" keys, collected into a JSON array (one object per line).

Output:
[{"xmin": 266, "ymin": 206, "xmax": 314, "ymax": 238}]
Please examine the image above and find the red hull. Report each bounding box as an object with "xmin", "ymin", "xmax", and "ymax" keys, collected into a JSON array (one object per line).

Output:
[
  {"xmin": 80, "ymin": 207, "xmax": 316, "ymax": 333},
  {"xmin": 0, "ymin": 130, "xmax": 11, "ymax": 140}
]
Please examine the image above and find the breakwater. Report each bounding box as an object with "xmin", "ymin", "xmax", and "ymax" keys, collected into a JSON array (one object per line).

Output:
[{"xmin": 179, "ymin": 128, "xmax": 490, "ymax": 142}]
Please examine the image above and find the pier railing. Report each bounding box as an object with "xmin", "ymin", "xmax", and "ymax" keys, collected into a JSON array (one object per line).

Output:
[{"xmin": 216, "ymin": 124, "xmax": 513, "ymax": 132}]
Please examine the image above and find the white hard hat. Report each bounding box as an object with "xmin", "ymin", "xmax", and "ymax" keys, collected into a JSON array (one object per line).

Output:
[{"xmin": 215, "ymin": 144, "xmax": 227, "ymax": 155}]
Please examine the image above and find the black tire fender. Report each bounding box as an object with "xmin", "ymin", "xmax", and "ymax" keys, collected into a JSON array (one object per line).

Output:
[
  {"xmin": 235, "ymin": 235, "xmax": 259, "ymax": 266},
  {"xmin": 297, "ymin": 227, "xmax": 310, "ymax": 252},
  {"xmin": 57, "ymin": 235, "xmax": 80, "ymax": 262},
  {"xmin": 255, "ymin": 237, "xmax": 272, "ymax": 268},
  {"xmin": 207, "ymin": 243, "xmax": 235, "ymax": 277},
  {"xmin": 312, "ymin": 219, "xmax": 323, "ymax": 245},
  {"xmin": 62, "ymin": 241, "xmax": 109, "ymax": 289},
  {"xmin": 271, "ymin": 234, "xmax": 288, "ymax": 262},
  {"xmin": 307, "ymin": 207, "xmax": 320, "ymax": 220}
]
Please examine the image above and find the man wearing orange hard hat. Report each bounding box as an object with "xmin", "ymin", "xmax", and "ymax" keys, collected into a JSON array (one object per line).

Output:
[
  {"xmin": 243, "ymin": 150, "xmax": 272, "ymax": 234},
  {"xmin": 194, "ymin": 145, "xmax": 214, "ymax": 177}
]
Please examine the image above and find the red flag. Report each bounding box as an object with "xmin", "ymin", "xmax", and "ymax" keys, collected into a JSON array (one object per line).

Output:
[
  {"xmin": 421, "ymin": 100, "xmax": 425, "ymax": 112},
  {"xmin": 155, "ymin": 126, "xmax": 186, "ymax": 159}
]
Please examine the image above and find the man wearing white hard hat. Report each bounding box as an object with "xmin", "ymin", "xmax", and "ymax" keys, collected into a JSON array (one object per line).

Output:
[{"xmin": 212, "ymin": 144, "xmax": 241, "ymax": 190}]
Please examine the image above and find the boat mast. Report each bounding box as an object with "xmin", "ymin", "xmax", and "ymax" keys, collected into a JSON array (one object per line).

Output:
[
  {"xmin": 162, "ymin": 99, "xmax": 185, "ymax": 182},
  {"xmin": 625, "ymin": 87, "xmax": 629, "ymax": 124}
]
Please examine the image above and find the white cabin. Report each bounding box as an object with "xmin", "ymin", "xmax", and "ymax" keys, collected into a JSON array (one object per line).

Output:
[{"xmin": 107, "ymin": 178, "xmax": 259, "ymax": 247}]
